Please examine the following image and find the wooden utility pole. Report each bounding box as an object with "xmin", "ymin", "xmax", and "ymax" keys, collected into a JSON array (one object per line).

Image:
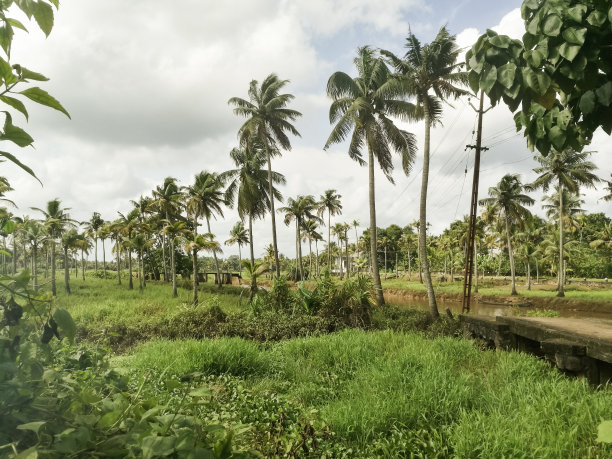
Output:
[{"xmin": 462, "ymin": 92, "xmax": 490, "ymax": 313}]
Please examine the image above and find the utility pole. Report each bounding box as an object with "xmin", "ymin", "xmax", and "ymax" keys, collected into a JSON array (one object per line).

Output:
[{"xmin": 462, "ymin": 92, "xmax": 490, "ymax": 314}]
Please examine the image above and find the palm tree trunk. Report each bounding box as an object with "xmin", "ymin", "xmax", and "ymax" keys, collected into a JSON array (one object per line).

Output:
[
  {"xmin": 505, "ymin": 212, "xmax": 517, "ymax": 295},
  {"xmin": 368, "ymin": 148, "xmax": 384, "ymax": 306},
  {"xmin": 420, "ymin": 102, "xmax": 438, "ymax": 317},
  {"xmin": 81, "ymin": 249, "xmax": 85, "ymax": 281},
  {"xmin": 102, "ymin": 238, "xmax": 106, "ymax": 273},
  {"xmin": 32, "ymin": 245, "xmax": 38, "ymax": 291},
  {"xmin": 162, "ymin": 235, "xmax": 168, "ymax": 282},
  {"xmin": 557, "ymin": 181, "xmax": 565, "ymax": 297},
  {"xmin": 308, "ymin": 237, "xmax": 313, "ymax": 279},
  {"xmin": 171, "ymin": 239, "xmax": 177, "ymax": 297},
  {"xmin": 51, "ymin": 241, "xmax": 57, "ymax": 296},
  {"xmin": 193, "ymin": 215, "xmax": 199, "ymax": 295},
  {"xmin": 264, "ymin": 141, "xmax": 280, "ymax": 278},
  {"xmin": 128, "ymin": 248, "xmax": 133, "ymax": 290},
  {"xmin": 64, "ymin": 246, "xmax": 70, "ymax": 294},
  {"xmin": 408, "ymin": 247, "xmax": 412, "ymax": 280},
  {"xmin": 138, "ymin": 250, "xmax": 143, "ymax": 292},
  {"xmin": 238, "ymin": 244, "xmax": 242, "ymax": 281},
  {"xmin": 338, "ymin": 235, "xmax": 343, "ymax": 279},
  {"xmin": 249, "ymin": 214, "xmax": 255, "ymax": 268},
  {"xmin": 116, "ymin": 239, "xmax": 122, "ymax": 285},
  {"xmin": 315, "ymin": 240, "xmax": 320, "ymax": 277},
  {"xmin": 450, "ymin": 251, "xmax": 454, "ymax": 283},
  {"xmin": 207, "ymin": 217, "xmax": 222, "ymax": 288},
  {"xmin": 346, "ymin": 237, "xmax": 350, "ymax": 278},
  {"xmin": 527, "ymin": 260, "xmax": 531, "ymax": 290},
  {"xmin": 328, "ymin": 211, "xmax": 331, "ymax": 273},
  {"xmin": 94, "ymin": 237, "xmax": 98, "ymax": 272}
]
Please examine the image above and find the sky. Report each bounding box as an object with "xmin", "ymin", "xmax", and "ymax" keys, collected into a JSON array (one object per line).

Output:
[{"xmin": 5, "ymin": 0, "xmax": 612, "ymax": 260}]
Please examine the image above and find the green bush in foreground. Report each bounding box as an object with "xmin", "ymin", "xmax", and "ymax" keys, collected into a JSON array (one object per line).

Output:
[{"xmin": 124, "ymin": 330, "xmax": 612, "ymax": 458}]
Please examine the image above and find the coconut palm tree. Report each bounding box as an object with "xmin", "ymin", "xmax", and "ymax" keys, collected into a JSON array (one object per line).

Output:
[
  {"xmin": 186, "ymin": 171, "xmax": 227, "ymax": 289},
  {"xmin": 317, "ymin": 190, "xmax": 343, "ymax": 274},
  {"xmin": 108, "ymin": 220, "xmax": 124, "ymax": 285},
  {"xmin": 382, "ymin": 27, "xmax": 468, "ymax": 317},
  {"xmin": 152, "ymin": 177, "xmax": 182, "ymax": 282},
  {"xmin": 31, "ymin": 199, "xmax": 75, "ymax": 296},
  {"xmin": 279, "ymin": 195, "xmax": 320, "ymax": 281},
  {"xmin": 241, "ymin": 259, "xmax": 270, "ymax": 304},
  {"xmin": 301, "ymin": 219, "xmax": 322, "ymax": 278},
  {"xmin": 22, "ymin": 220, "xmax": 47, "ymax": 291},
  {"xmin": 61, "ymin": 229, "xmax": 80, "ymax": 294},
  {"xmin": 74, "ymin": 233, "xmax": 91, "ymax": 281},
  {"xmin": 184, "ymin": 232, "xmax": 222, "ymax": 304},
  {"xmin": 225, "ymin": 221, "xmax": 249, "ymax": 276},
  {"xmin": 131, "ymin": 229, "xmax": 154, "ymax": 292},
  {"xmin": 529, "ymin": 148, "xmax": 600, "ymax": 296},
  {"xmin": 84, "ymin": 212, "xmax": 104, "ymax": 272},
  {"xmin": 229, "ymin": 74, "xmax": 302, "ymax": 278},
  {"xmin": 325, "ymin": 46, "xmax": 418, "ymax": 306},
  {"xmin": 601, "ymin": 174, "xmax": 612, "ymax": 202},
  {"xmin": 117, "ymin": 209, "xmax": 140, "ymax": 290},
  {"xmin": 162, "ymin": 220, "xmax": 189, "ymax": 297},
  {"xmin": 479, "ymin": 174, "xmax": 534, "ymax": 295},
  {"xmin": 221, "ymin": 143, "xmax": 285, "ymax": 267},
  {"xmin": 98, "ymin": 223, "xmax": 110, "ymax": 274}
]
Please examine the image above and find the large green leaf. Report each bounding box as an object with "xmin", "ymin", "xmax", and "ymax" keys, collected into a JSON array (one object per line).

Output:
[
  {"xmin": 587, "ymin": 10, "xmax": 606, "ymax": 26},
  {"xmin": 53, "ymin": 308, "xmax": 77, "ymax": 341},
  {"xmin": 542, "ymin": 14, "xmax": 562, "ymax": 36},
  {"xmin": 0, "ymin": 23, "xmax": 14, "ymax": 56},
  {"xmin": 562, "ymin": 27, "xmax": 586, "ymax": 45},
  {"xmin": 490, "ymin": 35, "xmax": 511, "ymax": 49},
  {"xmin": 566, "ymin": 5, "xmax": 587, "ymax": 23},
  {"xmin": 0, "ymin": 95, "xmax": 29, "ymax": 120},
  {"xmin": 32, "ymin": 0, "xmax": 54, "ymax": 37},
  {"xmin": 497, "ymin": 62, "xmax": 516, "ymax": 89},
  {"xmin": 595, "ymin": 81, "xmax": 612, "ymax": 107},
  {"xmin": 558, "ymin": 43, "xmax": 581, "ymax": 62},
  {"xmin": 548, "ymin": 125, "xmax": 566, "ymax": 150},
  {"xmin": 0, "ymin": 113, "xmax": 34, "ymax": 147},
  {"xmin": 20, "ymin": 87, "xmax": 70, "ymax": 118},
  {"xmin": 17, "ymin": 421, "xmax": 47, "ymax": 435},
  {"xmin": 481, "ymin": 64, "xmax": 497, "ymax": 94},
  {"xmin": 18, "ymin": 66, "xmax": 49, "ymax": 82},
  {"xmin": 0, "ymin": 151, "xmax": 40, "ymax": 183},
  {"xmin": 7, "ymin": 18, "xmax": 28, "ymax": 32},
  {"xmin": 468, "ymin": 71, "xmax": 480, "ymax": 94},
  {"xmin": 141, "ymin": 436, "xmax": 176, "ymax": 459},
  {"xmin": 578, "ymin": 90, "xmax": 596, "ymax": 114}
]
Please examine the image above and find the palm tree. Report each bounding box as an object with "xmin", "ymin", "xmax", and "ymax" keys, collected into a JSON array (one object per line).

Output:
[
  {"xmin": 379, "ymin": 236, "xmax": 390, "ymax": 279},
  {"xmin": 152, "ymin": 177, "xmax": 182, "ymax": 282},
  {"xmin": 184, "ymin": 232, "xmax": 222, "ymax": 304},
  {"xmin": 61, "ymin": 229, "xmax": 80, "ymax": 294},
  {"xmin": 221, "ymin": 143, "xmax": 286, "ymax": 268},
  {"xmin": 325, "ymin": 46, "xmax": 418, "ymax": 306},
  {"xmin": 186, "ymin": 171, "xmax": 227, "ymax": 288},
  {"xmin": 31, "ymin": 199, "xmax": 75, "ymax": 296},
  {"xmin": 117, "ymin": 209, "xmax": 140, "ymax": 290},
  {"xmin": 108, "ymin": 220, "xmax": 124, "ymax": 285},
  {"xmin": 74, "ymin": 233, "xmax": 91, "ymax": 281},
  {"xmin": 279, "ymin": 195, "xmax": 319, "ymax": 281},
  {"xmin": 162, "ymin": 220, "xmax": 189, "ymax": 297},
  {"xmin": 601, "ymin": 174, "xmax": 612, "ymax": 201},
  {"xmin": 225, "ymin": 221, "xmax": 249, "ymax": 276},
  {"xmin": 301, "ymin": 219, "xmax": 322, "ymax": 278},
  {"xmin": 529, "ymin": 148, "xmax": 600, "ymax": 296},
  {"xmin": 382, "ymin": 27, "xmax": 468, "ymax": 317},
  {"xmin": 229, "ymin": 73, "xmax": 302, "ymax": 278},
  {"xmin": 317, "ymin": 190, "xmax": 343, "ymax": 274},
  {"xmin": 479, "ymin": 174, "xmax": 534, "ymax": 295},
  {"xmin": 84, "ymin": 212, "xmax": 104, "ymax": 272},
  {"xmin": 131, "ymin": 229, "xmax": 154, "ymax": 292},
  {"xmin": 590, "ymin": 223, "xmax": 612, "ymax": 251},
  {"xmin": 22, "ymin": 220, "xmax": 47, "ymax": 291},
  {"xmin": 98, "ymin": 223, "xmax": 110, "ymax": 274},
  {"xmin": 241, "ymin": 259, "xmax": 270, "ymax": 304}
]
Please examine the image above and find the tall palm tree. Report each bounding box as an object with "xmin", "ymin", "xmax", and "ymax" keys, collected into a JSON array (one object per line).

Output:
[
  {"xmin": 131, "ymin": 229, "xmax": 154, "ymax": 292},
  {"xmin": 317, "ymin": 189, "xmax": 343, "ymax": 274},
  {"xmin": 31, "ymin": 199, "xmax": 75, "ymax": 296},
  {"xmin": 221, "ymin": 143, "xmax": 286, "ymax": 268},
  {"xmin": 325, "ymin": 46, "xmax": 418, "ymax": 306},
  {"xmin": 98, "ymin": 223, "xmax": 110, "ymax": 274},
  {"xmin": 84, "ymin": 212, "xmax": 104, "ymax": 272},
  {"xmin": 117, "ymin": 209, "xmax": 140, "ymax": 290},
  {"xmin": 225, "ymin": 221, "xmax": 249, "ymax": 276},
  {"xmin": 184, "ymin": 232, "xmax": 222, "ymax": 304},
  {"xmin": 301, "ymin": 219, "xmax": 322, "ymax": 278},
  {"xmin": 479, "ymin": 174, "xmax": 534, "ymax": 295},
  {"xmin": 229, "ymin": 74, "xmax": 302, "ymax": 278},
  {"xmin": 22, "ymin": 220, "xmax": 47, "ymax": 291},
  {"xmin": 108, "ymin": 220, "xmax": 124, "ymax": 285},
  {"xmin": 185, "ymin": 171, "xmax": 227, "ymax": 288},
  {"xmin": 279, "ymin": 195, "xmax": 320, "ymax": 281},
  {"xmin": 383, "ymin": 27, "xmax": 468, "ymax": 317},
  {"xmin": 152, "ymin": 177, "xmax": 182, "ymax": 282},
  {"xmin": 529, "ymin": 148, "xmax": 600, "ymax": 296},
  {"xmin": 74, "ymin": 232, "xmax": 91, "ymax": 282},
  {"xmin": 61, "ymin": 229, "xmax": 80, "ymax": 294},
  {"xmin": 162, "ymin": 220, "xmax": 189, "ymax": 297}
]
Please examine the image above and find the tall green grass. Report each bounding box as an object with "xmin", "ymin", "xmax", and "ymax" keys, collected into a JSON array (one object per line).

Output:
[{"xmin": 122, "ymin": 330, "xmax": 612, "ymax": 457}]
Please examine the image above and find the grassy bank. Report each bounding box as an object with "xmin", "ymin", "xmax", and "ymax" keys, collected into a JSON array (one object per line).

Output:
[{"xmin": 116, "ymin": 330, "xmax": 612, "ymax": 457}]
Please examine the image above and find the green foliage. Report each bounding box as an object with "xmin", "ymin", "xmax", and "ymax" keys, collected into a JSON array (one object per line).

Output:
[{"xmin": 466, "ymin": 0, "xmax": 612, "ymax": 154}]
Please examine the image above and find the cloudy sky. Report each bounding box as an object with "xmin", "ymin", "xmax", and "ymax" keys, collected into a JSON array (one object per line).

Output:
[{"xmin": 5, "ymin": 0, "xmax": 612, "ymax": 260}]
